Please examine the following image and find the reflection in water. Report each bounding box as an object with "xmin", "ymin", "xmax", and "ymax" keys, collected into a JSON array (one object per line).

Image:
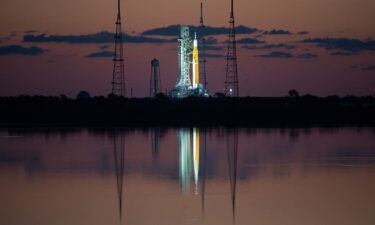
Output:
[
  {"xmin": 179, "ymin": 128, "xmax": 193, "ymax": 194},
  {"xmin": 178, "ymin": 128, "xmax": 238, "ymax": 222},
  {"xmin": 113, "ymin": 133, "xmax": 125, "ymax": 221},
  {"xmin": 151, "ymin": 128, "xmax": 160, "ymax": 159},
  {"xmin": 201, "ymin": 128, "xmax": 207, "ymax": 220},
  {"xmin": 178, "ymin": 128, "xmax": 203, "ymax": 195},
  {"xmin": 1, "ymin": 127, "xmax": 375, "ymax": 225},
  {"xmin": 226, "ymin": 128, "xmax": 238, "ymax": 223}
]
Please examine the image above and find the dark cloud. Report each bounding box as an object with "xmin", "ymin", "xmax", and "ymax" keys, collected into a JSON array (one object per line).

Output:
[
  {"xmin": 301, "ymin": 38, "xmax": 375, "ymax": 52},
  {"xmin": 86, "ymin": 51, "xmax": 114, "ymax": 58},
  {"xmin": 263, "ymin": 29, "xmax": 292, "ymax": 35},
  {"xmin": 361, "ymin": 65, "xmax": 375, "ymax": 71},
  {"xmin": 99, "ymin": 45, "xmax": 109, "ymax": 49},
  {"xmin": 0, "ymin": 45, "xmax": 44, "ymax": 55},
  {"xmin": 242, "ymin": 43, "xmax": 295, "ymax": 50},
  {"xmin": 201, "ymin": 53, "xmax": 225, "ymax": 58},
  {"xmin": 297, "ymin": 53, "xmax": 318, "ymax": 59},
  {"xmin": 236, "ymin": 38, "xmax": 265, "ymax": 44},
  {"xmin": 254, "ymin": 51, "xmax": 294, "ymax": 58},
  {"xmin": 142, "ymin": 25, "xmax": 258, "ymax": 36},
  {"xmin": 23, "ymin": 31, "xmax": 174, "ymax": 44},
  {"xmin": 25, "ymin": 30, "xmax": 38, "ymax": 34},
  {"xmin": 203, "ymin": 36, "xmax": 218, "ymax": 45},
  {"xmin": 297, "ymin": 31, "xmax": 309, "ymax": 35},
  {"xmin": 203, "ymin": 45, "xmax": 224, "ymax": 51},
  {"xmin": 331, "ymin": 51, "xmax": 358, "ymax": 56}
]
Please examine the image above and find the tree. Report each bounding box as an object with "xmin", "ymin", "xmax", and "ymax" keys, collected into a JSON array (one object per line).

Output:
[{"xmin": 288, "ymin": 89, "xmax": 299, "ymax": 98}]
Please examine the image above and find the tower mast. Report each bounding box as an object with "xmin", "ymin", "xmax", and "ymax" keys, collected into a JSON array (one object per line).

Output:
[
  {"xmin": 224, "ymin": 0, "xmax": 239, "ymax": 97},
  {"xmin": 111, "ymin": 0, "xmax": 126, "ymax": 96},
  {"xmin": 199, "ymin": 2, "xmax": 208, "ymax": 89}
]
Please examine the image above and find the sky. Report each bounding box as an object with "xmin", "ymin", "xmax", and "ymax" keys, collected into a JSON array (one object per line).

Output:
[{"xmin": 0, "ymin": 0, "xmax": 374, "ymax": 97}]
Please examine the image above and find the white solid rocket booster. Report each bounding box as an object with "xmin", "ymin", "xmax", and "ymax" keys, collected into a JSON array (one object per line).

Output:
[{"xmin": 192, "ymin": 33, "xmax": 199, "ymax": 89}]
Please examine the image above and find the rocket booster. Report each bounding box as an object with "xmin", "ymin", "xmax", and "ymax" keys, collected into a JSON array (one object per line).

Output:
[{"xmin": 192, "ymin": 33, "xmax": 199, "ymax": 88}]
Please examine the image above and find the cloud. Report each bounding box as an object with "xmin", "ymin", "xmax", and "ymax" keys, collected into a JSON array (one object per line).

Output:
[
  {"xmin": 236, "ymin": 38, "xmax": 265, "ymax": 44},
  {"xmin": 297, "ymin": 31, "xmax": 309, "ymax": 35},
  {"xmin": 254, "ymin": 51, "xmax": 293, "ymax": 58},
  {"xmin": 242, "ymin": 43, "xmax": 295, "ymax": 50},
  {"xmin": 203, "ymin": 45, "xmax": 224, "ymax": 51},
  {"xmin": 25, "ymin": 30, "xmax": 38, "ymax": 34},
  {"xmin": 297, "ymin": 53, "xmax": 318, "ymax": 59},
  {"xmin": 301, "ymin": 38, "xmax": 375, "ymax": 52},
  {"xmin": 201, "ymin": 53, "xmax": 225, "ymax": 58},
  {"xmin": 203, "ymin": 36, "xmax": 218, "ymax": 45},
  {"xmin": 0, "ymin": 45, "xmax": 44, "ymax": 55},
  {"xmin": 331, "ymin": 51, "xmax": 358, "ymax": 56},
  {"xmin": 23, "ymin": 31, "xmax": 174, "ymax": 44},
  {"xmin": 86, "ymin": 51, "xmax": 114, "ymax": 58},
  {"xmin": 142, "ymin": 25, "xmax": 258, "ymax": 36},
  {"xmin": 263, "ymin": 29, "xmax": 292, "ymax": 35},
  {"xmin": 100, "ymin": 45, "xmax": 109, "ymax": 49},
  {"xmin": 361, "ymin": 65, "xmax": 375, "ymax": 71}
]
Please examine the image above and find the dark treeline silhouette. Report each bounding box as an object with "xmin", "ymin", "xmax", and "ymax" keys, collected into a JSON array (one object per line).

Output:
[{"xmin": 0, "ymin": 94, "xmax": 375, "ymax": 126}]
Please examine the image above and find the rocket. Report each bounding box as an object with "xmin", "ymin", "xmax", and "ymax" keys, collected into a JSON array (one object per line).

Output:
[{"xmin": 192, "ymin": 33, "xmax": 199, "ymax": 89}]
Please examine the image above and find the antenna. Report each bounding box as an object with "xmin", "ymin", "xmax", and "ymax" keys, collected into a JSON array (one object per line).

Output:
[
  {"xmin": 200, "ymin": 2, "xmax": 204, "ymax": 27},
  {"xmin": 199, "ymin": 1, "xmax": 208, "ymax": 89},
  {"xmin": 111, "ymin": 0, "xmax": 126, "ymax": 96},
  {"xmin": 230, "ymin": 0, "xmax": 234, "ymax": 18},
  {"xmin": 225, "ymin": 0, "xmax": 239, "ymax": 97}
]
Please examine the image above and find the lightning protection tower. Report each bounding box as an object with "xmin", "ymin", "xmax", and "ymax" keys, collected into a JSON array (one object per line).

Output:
[
  {"xmin": 199, "ymin": 2, "xmax": 208, "ymax": 90},
  {"xmin": 150, "ymin": 58, "xmax": 161, "ymax": 97},
  {"xmin": 111, "ymin": 0, "xmax": 126, "ymax": 97},
  {"xmin": 224, "ymin": 0, "xmax": 239, "ymax": 97}
]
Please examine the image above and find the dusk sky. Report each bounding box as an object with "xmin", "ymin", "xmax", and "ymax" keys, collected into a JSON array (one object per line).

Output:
[{"xmin": 0, "ymin": 0, "xmax": 374, "ymax": 97}]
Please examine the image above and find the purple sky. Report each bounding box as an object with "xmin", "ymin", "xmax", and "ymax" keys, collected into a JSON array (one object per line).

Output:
[{"xmin": 0, "ymin": 0, "xmax": 374, "ymax": 97}]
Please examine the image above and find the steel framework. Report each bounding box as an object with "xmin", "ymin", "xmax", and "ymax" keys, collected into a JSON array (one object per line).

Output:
[
  {"xmin": 199, "ymin": 2, "xmax": 208, "ymax": 90},
  {"xmin": 150, "ymin": 58, "xmax": 161, "ymax": 97},
  {"xmin": 224, "ymin": 0, "xmax": 239, "ymax": 97},
  {"xmin": 111, "ymin": 0, "xmax": 126, "ymax": 96}
]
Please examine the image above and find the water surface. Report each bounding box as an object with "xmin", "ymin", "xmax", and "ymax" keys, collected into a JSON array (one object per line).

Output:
[{"xmin": 0, "ymin": 127, "xmax": 375, "ymax": 225}]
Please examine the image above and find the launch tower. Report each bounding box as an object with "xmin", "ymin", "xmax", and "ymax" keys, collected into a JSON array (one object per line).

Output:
[
  {"xmin": 111, "ymin": 0, "xmax": 126, "ymax": 96},
  {"xmin": 224, "ymin": 0, "xmax": 239, "ymax": 97},
  {"xmin": 170, "ymin": 26, "xmax": 208, "ymax": 98}
]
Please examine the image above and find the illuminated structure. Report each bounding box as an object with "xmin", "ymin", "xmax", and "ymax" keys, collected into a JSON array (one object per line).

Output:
[
  {"xmin": 111, "ymin": 0, "xmax": 126, "ymax": 96},
  {"xmin": 192, "ymin": 34, "xmax": 199, "ymax": 89},
  {"xmin": 224, "ymin": 0, "xmax": 239, "ymax": 97},
  {"xmin": 149, "ymin": 58, "xmax": 161, "ymax": 97},
  {"xmin": 170, "ymin": 26, "xmax": 209, "ymax": 98},
  {"xmin": 179, "ymin": 128, "xmax": 201, "ymax": 195}
]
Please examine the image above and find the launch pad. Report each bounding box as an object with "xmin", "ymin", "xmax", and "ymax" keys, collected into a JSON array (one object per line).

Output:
[{"xmin": 169, "ymin": 26, "xmax": 209, "ymax": 98}]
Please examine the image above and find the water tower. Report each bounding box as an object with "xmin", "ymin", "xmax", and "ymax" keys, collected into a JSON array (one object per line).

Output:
[{"xmin": 150, "ymin": 58, "xmax": 161, "ymax": 97}]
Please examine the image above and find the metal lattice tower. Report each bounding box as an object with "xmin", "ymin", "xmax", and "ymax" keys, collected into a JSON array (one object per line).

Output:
[
  {"xmin": 111, "ymin": 0, "xmax": 126, "ymax": 97},
  {"xmin": 199, "ymin": 2, "xmax": 208, "ymax": 89},
  {"xmin": 224, "ymin": 0, "xmax": 239, "ymax": 97},
  {"xmin": 150, "ymin": 58, "xmax": 161, "ymax": 97}
]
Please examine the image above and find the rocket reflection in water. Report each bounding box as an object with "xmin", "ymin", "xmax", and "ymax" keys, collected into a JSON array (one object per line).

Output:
[
  {"xmin": 178, "ymin": 127, "xmax": 238, "ymax": 222},
  {"xmin": 178, "ymin": 128, "xmax": 201, "ymax": 195}
]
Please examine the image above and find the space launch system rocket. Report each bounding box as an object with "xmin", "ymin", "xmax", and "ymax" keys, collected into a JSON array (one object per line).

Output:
[{"xmin": 192, "ymin": 33, "xmax": 199, "ymax": 89}]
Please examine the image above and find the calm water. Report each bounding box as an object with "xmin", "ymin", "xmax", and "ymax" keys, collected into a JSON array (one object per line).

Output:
[{"xmin": 0, "ymin": 127, "xmax": 375, "ymax": 225}]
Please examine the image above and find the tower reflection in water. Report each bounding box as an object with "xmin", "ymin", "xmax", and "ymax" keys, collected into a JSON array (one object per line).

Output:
[
  {"xmin": 113, "ymin": 132, "xmax": 125, "ymax": 221},
  {"xmin": 111, "ymin": 128, "xmax": 238, "ymax": 224}
]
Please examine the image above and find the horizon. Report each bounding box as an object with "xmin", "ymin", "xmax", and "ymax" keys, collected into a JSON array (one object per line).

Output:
[{"xmin": 0, "ymin": 0, "xmax": 374, "ymax": 97}]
